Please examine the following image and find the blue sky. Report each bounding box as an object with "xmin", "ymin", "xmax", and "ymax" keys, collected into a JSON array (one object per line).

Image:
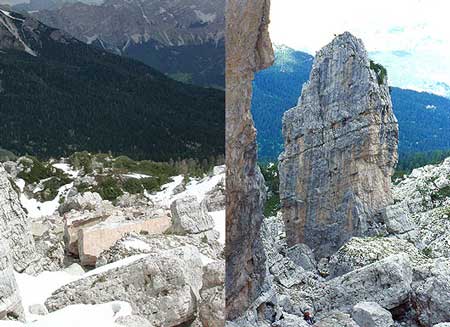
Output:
[{"xmin": 270, "ymin": 0, "xmax": 450, "ymax": 97}]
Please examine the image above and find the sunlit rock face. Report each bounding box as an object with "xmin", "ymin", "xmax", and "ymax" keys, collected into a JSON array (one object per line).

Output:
[{"xmin": 279, "ymin": 32, "xmax": 398, "ymax": 258}]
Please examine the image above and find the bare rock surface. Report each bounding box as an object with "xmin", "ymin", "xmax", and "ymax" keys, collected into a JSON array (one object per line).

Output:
[
  {"xmin": 169, "ymin": 195, "xmax": 214, "ymax": 235},
  {"xmin": 0, "ymin": 164, "xmax": 38, "ymax": 272},
  {"xmin": 225, "ymin": 0, "xmax": 274, "ymax": 319},
  {"xmin": 351, "ymin": 302, "xmax": 394, "ymax": 327},
  {"xmin": 45, "ymin": 246, "xmax": 203, "ymax": 327},
  {"xmin": 279, "ymin": 32, "xmax": 398, "ymax": 258},
  {"xmin": 78, "ymin": 216, "xmax": 171, "ymax": 266},
  {"xmin": 0, "ymin": 240, "xmax": 24, "ymax": 320},
  {"xmin": 199, "ymin": 261, "xmax": 225, "ymax": 327}
]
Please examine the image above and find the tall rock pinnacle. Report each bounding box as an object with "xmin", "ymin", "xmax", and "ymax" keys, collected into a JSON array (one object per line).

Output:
[
  {"xmin": 279, "ymin": 32, "xmax": 398, "ymax": 258},
  {"xmin": 225, "ymin": 0, "xmax": 274, "ymax": 320}
]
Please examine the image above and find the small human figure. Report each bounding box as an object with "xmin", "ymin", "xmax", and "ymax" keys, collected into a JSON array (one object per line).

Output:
[{"xmin": 304, "ymin": 311, "xmax": 314, "ymax": 325}]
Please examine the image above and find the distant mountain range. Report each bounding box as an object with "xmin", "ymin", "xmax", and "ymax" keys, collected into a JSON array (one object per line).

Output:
[
  {"xmin": 0, "ymin": 9, "xmax": 224, "ymax": 161},
  {"xmin": 252, "ymin": 45, "xmax": 450, "ymax": 161},
  {"xmin": 23, "ymin": 0, "xmax": 225, "ymax": 88}
]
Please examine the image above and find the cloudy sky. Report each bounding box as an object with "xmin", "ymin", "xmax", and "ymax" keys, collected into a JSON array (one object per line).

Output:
[{"xmin": 270, "ymin": 0, "xmax": 450, "ymax": 97}]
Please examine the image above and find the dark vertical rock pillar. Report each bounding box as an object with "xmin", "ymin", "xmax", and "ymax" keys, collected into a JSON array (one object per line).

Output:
[{"xmin": 225, "ymin": 0, "xmax": 274, "ymax": 320}]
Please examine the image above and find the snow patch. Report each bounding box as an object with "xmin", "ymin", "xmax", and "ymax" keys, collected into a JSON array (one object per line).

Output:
[
  {"xmin": 19, "ymin": 182, "xmax": 73, "ymax": 219},
  {"xmin": 209, "ymin": 210, "xmax": 225, "ymax": 244},
  {"xmin": 0, "ymin": 301, "xmax": 133, "ymax": 326}
]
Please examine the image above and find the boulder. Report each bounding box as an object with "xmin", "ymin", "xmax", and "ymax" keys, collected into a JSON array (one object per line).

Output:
[
  {"xmin": 285, "ymin": 243, "xmax": 316, "ymax": 272},
  {"xmin": 315, "ymin": 254, "xmax": 413, "ymax": 316},
  {"xmin": 413, "ymin": 264, "xmax": 450, "ymax": 326},
  {"xmin": 64, "ymin": 210, "xmax": 111, "ymax": 255},
  {"xmin": 58, "ymin": 191, "xmax": 103, "ymax": 214},
  {"xmin": 46, "ymin": 246, "xmax": 203, "ymax": 326},
  {"xmin": 202, "ymin": 177, "xmax": 225, "ymax": 211},
  {"xmin": 169, "ymin": 196, "xmax": 214, "ymax": 235},
  {"xmin": 78, "ymin": 216, "xmax": 171, "ymax": 266},
  {"xmin": 199, "ymin": 261, "xmax": 225, "ymax": 327},
  {"xmin": 352, "ymin": 302, "xmax": 394, "ymax": 327},
  {"xmin": 96, "ymin": 231, "xmax": 222, "ymax": 268},
  {"xmin": 279, "ymin": 32, "xmax": 398, "ymax": 258},
  {"xmin": 0, "ymin": 164, "xmax": 38, "ymax": 272},
  {"xmin": 0, "ymin": 240, "xmax": 24, "ymax": 320},
  {"xmin": 381, "ymin": 203, "xmax": 416, "ymax": 235},
  {"xmin": 328, "ymin": 237, "xmax": 427, "ymax": 278}
]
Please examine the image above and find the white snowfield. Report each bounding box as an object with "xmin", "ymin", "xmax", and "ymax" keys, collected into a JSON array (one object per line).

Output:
[{"xmin": 0, "ymin": 302, "xmax": 132, "ymax": 327}]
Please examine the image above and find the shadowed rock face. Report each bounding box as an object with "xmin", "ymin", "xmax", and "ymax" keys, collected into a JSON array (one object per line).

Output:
[
  {"xmin": 279, "ymin": 32, "xmax": 398, "ymax": 258},
  {"xmin": 225, "ymin": 0, "xmax": 274, "ymax": 320}
]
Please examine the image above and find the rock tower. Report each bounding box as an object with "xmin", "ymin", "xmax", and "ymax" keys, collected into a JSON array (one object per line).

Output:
[{"xmin": 279, "ymin": 32, "xmax": 398, "ymax": 258}]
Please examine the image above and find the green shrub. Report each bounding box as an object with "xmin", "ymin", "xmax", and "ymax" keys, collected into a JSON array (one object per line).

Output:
[
  {"xmin": 69, "ymin": 151, "xmax": 93, "ymax": 174},
  {"xmin": 370, "ymin": 60, "xmax": 387, "ymax": 85},
  {"xmin": 123, "ymin": 178, "xmax": 144, "ymax": 194},
  {"xmin": 94, "ymin": 176, "xmax": 123, "ymax": 201}
]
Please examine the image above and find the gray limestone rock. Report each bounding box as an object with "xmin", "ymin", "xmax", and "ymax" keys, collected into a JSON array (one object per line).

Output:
[
  {"xmin": 285, "ymin": 243, "xmax": 316, "ymax": 272},
  {"xmin": 352, "ymin": 302, "xmax": 394, "ymax": 327},
  {"xmin": 45, "ymin": 246, "xmax": 203, "ymax": 326},
  {"xmin": 381, "ymin": 203, "xmax": 416, "ymax": 235},
  {"xmin": 315, "ymin": 311, "xmax": 360, "ymax": 327},
  {"xmin": 199, "ymin": 261, "xmax": 225, "ymax": 327},
  {"xmin": 169, "ymin": 195, "xmax": 214, "ymax": 235},
  {"xmin": 328, "ymin": 237, "xmax": 427, "ymax": 278},
  {"xmin": 0, "ymin": 164, "xmax": 38, "ymax": 272},
  {"xmin": 279, "ymin": 32, "xmax": 398, "ymax": 258},
  {"xmin": 58, "ymin": 191, "xmax": 103, "ymax": 215},
  {"xmin": 314, "ymin": 254, "xmax": 413, "ymax": 316},
  {"xmin": 0, "ymin": 240, "xmax": 24, "ymax": 320}
]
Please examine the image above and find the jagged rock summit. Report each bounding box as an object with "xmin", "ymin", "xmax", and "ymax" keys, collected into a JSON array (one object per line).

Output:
[{"xmin": 279, "ymin": 32, "xmax": 398, "ymax": 258}]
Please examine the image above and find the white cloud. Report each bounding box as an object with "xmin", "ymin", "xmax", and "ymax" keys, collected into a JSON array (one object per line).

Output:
[{"xmin": 269, "ymin": 0, "xmax": 450, "ymax": 96}]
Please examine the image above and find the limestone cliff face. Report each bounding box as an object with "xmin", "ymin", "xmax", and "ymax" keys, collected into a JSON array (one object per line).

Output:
[
  {"xmin": 225, "ymin": 0, "xmax": 274, "ymax": 320},
  {"xmin": 0, "ymin": 164, "xmax": 37, "ymax": 272},
  {"xmin": 279, "ymin": 32, "xmax": 398, "ymax": 258},
  {"xmin": 0, "ymin": 240, "xmax": 24, "ymax": 320}
]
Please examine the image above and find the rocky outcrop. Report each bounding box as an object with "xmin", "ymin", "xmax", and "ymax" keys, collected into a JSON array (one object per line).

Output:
[
  {"xmin": 46, "ymin": 246, "xmax": 203, "ymax": 327},
  {"xmin": 0, "ymin": 164, "xmax": 37, "ymax": 272},
  {"xmin": 328, "ymin": 237, "xmax": 427, "ymax": 278},
  {"xmin": 314, "ymin": 254, "xmax": 413, "ymax": 316},
  {"xmin": 225, "ymin": 0, "xmax": 274, "ymax": 320},
  {"xmin": 199, "ymin": 261, "xmax": 225, "ymax": 326},
  {"xmin": 58, "ymin": 191, "xmax": 103, "ymax": 215},
  {"xmin": 279, "ymin": 32, "xmax": 398, "ymax": 258},
  {"xmin": 0, "ymin": 240, "xmax": 24, "ymax": 320}
]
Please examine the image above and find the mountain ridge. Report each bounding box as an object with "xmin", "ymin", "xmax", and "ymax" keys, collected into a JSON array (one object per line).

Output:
[{"xmin": 0, "ymin": 9, "xmax": 224, "ymax": 161}]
